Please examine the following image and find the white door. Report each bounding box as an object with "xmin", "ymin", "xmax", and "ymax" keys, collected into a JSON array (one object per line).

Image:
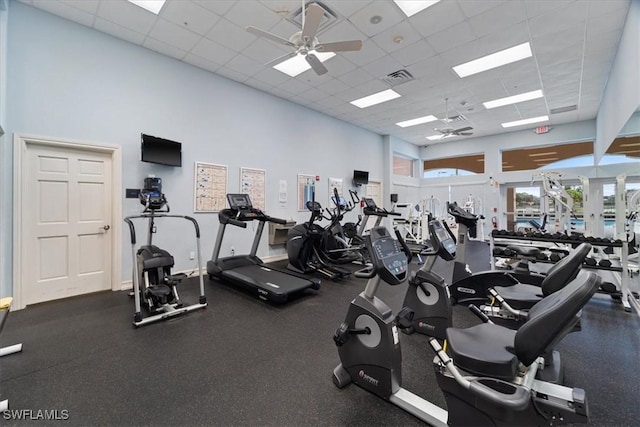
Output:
[{"xmin": 22, "ymin": 144, "xmax": 112, "ymax": 305}]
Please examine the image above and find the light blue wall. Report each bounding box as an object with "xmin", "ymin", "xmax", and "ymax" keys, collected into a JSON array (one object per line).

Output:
[
  {"xmin": 3, "ymin": 2, "xmax": 385, "ymax": 295},
  {"xmin": 595, "ymin": 0, "xmax": 640, "ymax": 162}
]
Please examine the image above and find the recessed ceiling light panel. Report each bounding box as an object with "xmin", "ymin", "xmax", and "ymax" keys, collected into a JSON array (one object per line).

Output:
[
  {"xmin": 127, "ymin": 0, "xmax": 166, "ymax": 15},
  {"xmin": 394, "ymin": 1, "xmax": 441, "ymax": 17},
  {"xmin": 273, "ymin": 52, "xmax": 335, "ymax": 77},
  {"xmin": 483, "ymin": 90, "xmax": 543, "ymax": 109},
  {"xmin": 453, "ymin": 42, "xmax": 532, "ymax": 78},
  {"xmin": 501, "ymin": 115, "xmax": 549, "ymax": 128},
  {"xmin": 350, "ymin": 89, "xmax": 401, "ymax": 109},
  {"xmin": 396, "ymin": 115, "xmax": 438, "ymax": 128}
]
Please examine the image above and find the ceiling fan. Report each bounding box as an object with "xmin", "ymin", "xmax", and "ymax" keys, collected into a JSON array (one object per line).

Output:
[
  {"xmin": 432, "ymin": 98, "xmax": 474, "ymax": 139},
  {"xmin": 246, "ymin": 1, "xmax": 363, "ymax": 76}
]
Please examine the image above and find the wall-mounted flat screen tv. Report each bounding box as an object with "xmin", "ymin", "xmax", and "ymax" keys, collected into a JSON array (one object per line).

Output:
[
  {"xmin": 353, "ymin": 169, "xmax": 369, "ymax": 185},
  {"xmin": 141, "ymin": 133, "xmax": 182, "ymax": 167}
]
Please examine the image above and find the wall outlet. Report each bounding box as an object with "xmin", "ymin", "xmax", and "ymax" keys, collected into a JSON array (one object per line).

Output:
[
  {"xmin": 189, "ymin": 251, "xmax": 195, "ymax": 260},
  {"xmin": 231, "ymin": 247, "xmax": 235, "ymax": 256}
]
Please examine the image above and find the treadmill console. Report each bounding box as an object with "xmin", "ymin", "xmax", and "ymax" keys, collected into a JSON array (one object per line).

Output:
[
  {"xmin": 447, "ymin": 201, "xmax": 478, "ymax": 227},
  {"xmin": 428, "ymin": 220, "xmax": 456, "ymax": 261},
  {"xmin": 306, "ymin": 200, "xmax": 323, "ymax": 213},
  {"xmin": 227, "ymin": 193, "xmax": 253, "ymax": 210},
  {"xmin": 368, "ymin": 227, "xmax": 408, "ymax": 285}
]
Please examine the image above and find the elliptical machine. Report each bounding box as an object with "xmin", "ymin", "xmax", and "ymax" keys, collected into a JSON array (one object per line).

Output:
[
  {"xmin": 332, "ymin": 224, "xmax": 600, "ymax": 426},
  {"xmin": 124, "ymin": 177, "xmax": 207, "ymax": 327}
]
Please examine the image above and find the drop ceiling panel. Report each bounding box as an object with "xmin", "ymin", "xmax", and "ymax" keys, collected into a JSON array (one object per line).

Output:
[
  {"xmin": 97, "ymin": 0, "xmax": 158, "ymax": 34},
  {"xmin": 94, "ymin": 17, "xmax": 146, "ymax": 44},
  {"xmin": 206, "ymin": 18, "xmax": 257, "ymax": 52},
  {"xmin": 19, "ymin": 0, "xmax": 633, "ymax": 147},
  {"xmin": 149, "ymin": 19, "xmax": 200, "ymax": 51},
  {"xmin": 161, "ymin": 0, "xmax": 219, "ymax": 35},
  {"xmin": 347, "ymin": 1, "xmax": 405, "ymax": 37}
]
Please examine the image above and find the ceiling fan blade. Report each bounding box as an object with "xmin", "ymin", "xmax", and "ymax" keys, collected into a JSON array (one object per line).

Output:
[
  {"xmin": 454, "ymin": 126, "xmax": 473, "ymax": 133},
  {"xmin": 458, "ymin": 132, "xmax": 473, "ymax": 136},
  {"xmin": 315, "ymin": 40, "xmax": 363, "ymax": 53},
  {"xmin": 301, "ymin": 3, "xmax": 324, "ymax": 43},
  {"xmin": 305, "ymin": 53, "xmax": 328, "ymax": 75},
  {"xmin": 265, "ymin": 51, "xmax": 298, "ymax": 68},
  {"xmin": 246, "ymin": 26, "xmax": 295, "ymax": 47}
]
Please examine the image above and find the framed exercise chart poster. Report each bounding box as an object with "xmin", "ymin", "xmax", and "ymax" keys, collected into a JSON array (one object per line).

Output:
[
  {"xmin": 297, "ymin": 174, "xmax": 316, "ymax": 211},
  {"xmin": 194, "ymin": 162, "xmax": 228, "ymax": 212},
  {"xmin": 240, "ymin": 167, "xmax": 266, "ymax": 211}
]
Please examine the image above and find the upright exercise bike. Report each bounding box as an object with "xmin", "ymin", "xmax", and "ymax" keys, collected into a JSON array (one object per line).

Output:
[{"xmin": 124, "ymin": 177, "xmax": 207, "ymax": 327}]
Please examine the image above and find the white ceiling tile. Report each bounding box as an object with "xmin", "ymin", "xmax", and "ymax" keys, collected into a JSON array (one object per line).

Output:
[
  {"xmin": 242, "ymin": 39, "xmax": 290, "ymax": 64},
  {"xmin": 251, "ymin": 66, "xmax": 291, "ymax": 86},
  {"xmin": 532, "ymin": 24, "xmax": 587, "ymax": 57},
  {"xmin": 468, "ymin": 1, "xmax": 526, "ymax": 38},
  {"xmin": 224, "ymin": 1, "xmax": 280, "ymax": 30},
  {"xmin": 321, "ymin": 18, "xmax": 367, "ymax": 42},
  {"xmin": 93, "ymin": 17, "xmax": 146, "ymax": 45},
  {"xmin": 427, "ymin": 21, "xmax": 477, "ymax": 54},
  {"xmin": 587, "ymin": 8, "xmax": 628, "ymax": 38},
  {"xmin": 191, "ymin": 37, "xmax": 238, "ymax": 64},
  {"xmin": 143, "ymin": 37, "xmax": 187, "ymax": 60},
  {"xmin": 149, "ymin": 19, "xmax": 200, "ymax": 51},
  {"xmin": 224, "ymin": 54, "xmax": 265, "ymax": 76},
  {"xmin": 344, "ymin": 39, "xmax": 387, "ymax": 66},
  {"xmin": 243, "ymin": 77, "xmax": 275, "ymax": 93},
  {"xmin": 324, "ymin": 0, "xmax": 369, "ymax": 18},
  {"xmin": 527, "ymin": 1, "xmax": 588, "ymax": 39},
  {"xmin": 319, "ymin": 55, "xmax": 358, "ymax": 77},
  {"xmin": 61, "ymin": 0, "xmax": 99, "ymax": 14},
  {"xmin": 370, "ymin": 20, "xmax": 422, "ymax": 53},
  {"xmin": 587, "ymin": 0, "xmax": 630, "ymax": 18},
  {"xmin": 336, "ymin": 67, "xmax": 376, "ymax": 87},
  {"xmin": 353, "ymin": 78, "xmax": 388, "ymax": 95},
  {"xmin": 206, "ymin": 18, "xmax": 257, "ymax": 52},
  {"xmin": 97, "ymin": 0, "xmax": 158, "ymax": 35},
  {"xmin": 316, "ymin": 78, "xmax": 351, "ymax": 96},
  {"xmin": 535, "ymin": 43, "xmax": 583, "ymax": 68},
  {"xmin": 298, "ymin": 86, "xmax": 330, "ymax": 102},
  {"xmin": 522, "ymin": 0, "xmax": 575, "ymax": 19},
  {"xmin": 347, "ymin": 1, "xmax": 405, "ymax": 37},
  {"xmin": 314, "ymin": 94, "xmax": 347, "ymax": 108},
  {"xmin": 183, "ymin": 52, "xmax": 222, "ymax": 73},
  {"xmin": 390, "ymin": 39, "xmax": 436, "ymax": 67},
  {"xmin": 31, "ymin": 0, "xmax": 95, "ymax": 27},
  {"xmin": 275, "ymin": 77, "xmax": 312, "ymax": 93},
  {"xmin": 474, "ymin": 23, "xmax": 530, "ymax": 57},
  {"xmin": 457, "ymin": 0, "xmax": 507, "ymax": 18},
  {"xmin": 411, "ymin": 0, "xmax": 465, "ymax": 38},
  {"xmin": 215, "ymin": 65, "xmax": 250, "ymax": 83},
  {"xmin": 333, "ymin": 87, "xmax": 369, "ymax": 102},
  {"xmin": 360, "ymin": 54, "xmax": 404, "ymax": 79},
  {"xmin": 161, "ymin": 0, "xmax": 219, "ymax": 35},
  {"xmin": 193, "ymin": 0, "xmax": 235, "ymax": 16}
]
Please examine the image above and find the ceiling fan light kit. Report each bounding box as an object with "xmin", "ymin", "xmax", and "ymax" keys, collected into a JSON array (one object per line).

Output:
[{"xmin": 246, "ymin": 2, "xmax": 363, "ymax": 77}]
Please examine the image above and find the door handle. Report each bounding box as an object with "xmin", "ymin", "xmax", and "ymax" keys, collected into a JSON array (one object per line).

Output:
[{"xmin": 102, "ymin": 225, "xmax": 111, "ymax": 231}]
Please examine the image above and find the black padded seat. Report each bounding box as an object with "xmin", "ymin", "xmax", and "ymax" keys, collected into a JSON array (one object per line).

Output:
[
  {"xmin": 446, "ymin": 323, "xmax": 518, "ymax": 380},
  {"xmin": 493, "ymin": 283, "xmax": 543, "ymax": 310},
  {"xmin": 506, "ymin": 245, "xmax": 540, "ymax": 258},
  {"xmin": 447, "ymin": 272, "xmax": 601, "ymax": 380},
  {"xmin": 495, "ymin": 242, "xmax": 592, "ymax": 311}
]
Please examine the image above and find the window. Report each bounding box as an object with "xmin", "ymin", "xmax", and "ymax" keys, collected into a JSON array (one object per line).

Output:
[
  {"xmin": 502, "ymin": 141, "xmax": 593, "ymax": 172},
  {"xmin": 423, "ymin": 154, "xmax": 484, "ymax": 178},
  {"xmin": 393, "ymin": 155, "xmax": 415, "ymax": 177}
]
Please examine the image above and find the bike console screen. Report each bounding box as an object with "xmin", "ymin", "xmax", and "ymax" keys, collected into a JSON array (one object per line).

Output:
[
  {"xmin": 369, "ymin": 227, "xmax": 408, "ymax": 286},
  {"xmin": 429, "ymin": 220, "xmax": 456, "ymax": 261},
  {"xmin": 227, "ymin": 194, "xmax": 252, "ymax": 210}
]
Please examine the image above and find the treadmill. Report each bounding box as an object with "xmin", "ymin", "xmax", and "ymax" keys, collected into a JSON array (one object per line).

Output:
[{"xmin": 207, "ymin": 194, "xmax": 321, "ymax": 303}]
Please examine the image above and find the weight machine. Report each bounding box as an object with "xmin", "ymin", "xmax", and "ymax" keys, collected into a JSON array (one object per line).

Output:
[
  {"xmin": 536, "ymin": 172, "xmax": 579, "ymax": 234},
  {"xmin": 615, "ymin": 172, "xmax": 640, "ymax": 313}
]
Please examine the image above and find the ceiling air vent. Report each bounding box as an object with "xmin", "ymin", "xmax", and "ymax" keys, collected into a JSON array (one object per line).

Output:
[
  {"xmin": 381, "ymin": 69, "xmax": 415, "ymax": 87},
  {"xmin": 550, "ymin": 105, "xmax": 577, "ymax": 114},
  {"xmin": 442, "ymin": 114, "xmax": 467, "ymax": 123},
  {"xmin": 286, "ymin": 1, "xmax": 338, "ymax": 34}
]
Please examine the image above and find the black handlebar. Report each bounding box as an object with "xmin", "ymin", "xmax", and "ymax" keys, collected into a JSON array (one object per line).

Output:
[
  {"xmin": 394, "ymin": 228, "xmax": 413, "ymax": 263},
  {"xmin": 228, "ymin": 218, "xmax": 248, "ymax": 228}
]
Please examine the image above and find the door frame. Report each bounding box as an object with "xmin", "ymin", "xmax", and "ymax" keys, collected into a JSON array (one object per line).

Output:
[{"xmin": 13, "ymin": 133, "xmax": 122, "ymax": 310}]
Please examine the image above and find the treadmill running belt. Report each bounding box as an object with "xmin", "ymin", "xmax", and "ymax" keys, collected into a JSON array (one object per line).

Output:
[{"xmin": 222, "ymin": 265, "xmax": 316, "ymax": 303}]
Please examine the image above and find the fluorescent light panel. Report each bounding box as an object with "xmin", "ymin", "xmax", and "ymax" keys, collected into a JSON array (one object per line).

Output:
[
  {"xmin": 351, "ymin": 89, "xmax": 401, "ymax": 109},
  {"xmin": 426, "ymin": 135, "xmax": 442, "ymax": 140},
  {"xmin": 453, "ymin": 42, "xmax": 532, "ymax": 78},
  {"xmin": 127, "ymin": 0, "xmax": 166, "ymax": 14},
  {"xmin": 483, "ymin": 90, "xmax": 544, "ymax": 109},
  {"xmin": 273, "ymin": 52, "xmax": 335, "ymax": 77},
  {"xmin": 396, "ymin": 115, "xmax": 438, "ymax": 128},
  {"xmin": 394, "ymin": 0, "xmax": 441, "ymax": 17},
  {"xmin": 501, "ymin": 115, "xmax": 549, "ymax": 128}
]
